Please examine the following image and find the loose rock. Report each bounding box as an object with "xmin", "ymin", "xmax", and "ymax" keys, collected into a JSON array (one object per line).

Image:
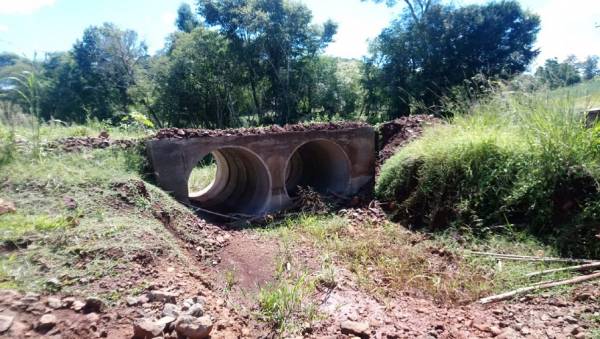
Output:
[
  {"xmin": 175, "ymin": 315, "xmax": 213, "ymax": 339},
  {"xmin": 148, "ymin": 291, "xmax": 177, "ymax": 303},
  {"xmin": 0, "ymin": 315, "xmax": 14, "ymax": 333},
  {"xmin": 162, "ymin": 303, "xmax": 180, "ymax": 317},
  {"xmin": 340, "ymin": 320, "xmax": 370, "ymax": 338},
  {"xmin": 187, "ymin": 303, "xmax": 204, "ymax": 317},
  {"xmin": 36, "ymin": 314, "xmax": 57, "ymax": 332},
  {"xmin": 133, "ymin": 319, "xmax": 163, "ymax": 339},
  {"xmin": 47, "ymin": 297, "xmax": 62, "ymax": 309}
]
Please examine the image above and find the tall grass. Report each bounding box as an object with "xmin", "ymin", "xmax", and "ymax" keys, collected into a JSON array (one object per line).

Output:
[{"xmin": 376, "ymin": 82, "xmax": 600, "ymax": 257}]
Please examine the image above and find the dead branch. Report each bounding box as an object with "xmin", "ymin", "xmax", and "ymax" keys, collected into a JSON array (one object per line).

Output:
[
  {"xmin": 526, "ymin": 262, "xmax": 600, "ymax": 278},
  {"xmin": 464, "ymin": 251, "xmax": 595, "ymax": 264},
  {"xmin": 184, "ymin": 203, "xmax": 240, "ymax": 221},
  {"xmin": 478, "ymin": 271, "xmax": 600, "ymax": 304}
]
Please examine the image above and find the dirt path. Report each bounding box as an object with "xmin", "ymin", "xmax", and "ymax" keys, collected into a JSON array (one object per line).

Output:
[
  {"xmin": 208, "ymin": 228, "xmax": 600, "ymax": 339},
  {"xmin": 2, "ymin": 218, "xmax": 599, "ymax": 339}
]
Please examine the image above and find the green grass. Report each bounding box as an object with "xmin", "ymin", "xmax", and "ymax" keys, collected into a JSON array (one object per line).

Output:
[
  {"xmin": 261, "ymin": 214, "xmax": 588, "ymax": 305},
  {"xmin": 188, "ymin": 163, "xmax": 217, "ymax": 193},
  {"xmin": 0, "ymin": 120, "xmax": 200, "ymax": 298},
  {"xmin": 257, "ymin": 273, "xmax": 318, "ymax": 332},
  {"xmin": 376, "ymin": 80, "xmax": 600, "ymax": 258}
]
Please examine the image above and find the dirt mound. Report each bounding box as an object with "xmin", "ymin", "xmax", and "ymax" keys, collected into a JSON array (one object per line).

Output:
[
  {"xmin": 377, "ymin": 114, "xmax": 442, "ymax": 167},
  {"xmin": 46, "ymin": 135, "xmax": 139, "ymax": 152},
  {"xmin": 154, "ymin": 121, "xmax": 369, "ymax": 140}
]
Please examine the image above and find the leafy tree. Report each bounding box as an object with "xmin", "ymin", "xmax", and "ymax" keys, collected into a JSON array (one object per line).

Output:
[
  {"xmin": 581, "ymin": 55, "xmax": 599, "ymax": 80},
  {"xmin": 535, "ymin": 56, "xmax": 581, "ymax": 89},
  {"xmin": 176, "ymin": 3, "xmax": 199, "ymax": 33},
  {"xmin": 363, "ymin": 0, "xmax": 540, "ymax": 118},
  {"xmin": 197, "ymin": 0, "xmax": 338, "ymax": 124},
  {"xmin": 153, "ymin": 29, "xmax": 249, "ymax": 128},
  {"xmin": 39, "ymin": 52, "xmax": 86, "ymax": 122},
  {"xmin": 72, "ymin": 23, "xmax": 148, "ymax": 121}
]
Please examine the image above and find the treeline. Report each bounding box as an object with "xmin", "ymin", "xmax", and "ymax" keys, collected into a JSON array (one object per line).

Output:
[{"xmin": 0, "ymin": 0, "xmax": 598, "ymax": 128}]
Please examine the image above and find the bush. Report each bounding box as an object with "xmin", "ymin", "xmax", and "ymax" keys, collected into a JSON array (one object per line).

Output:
[{"xmin": 376, "ymin": 86, "xmax": 600, "ymax": 258}]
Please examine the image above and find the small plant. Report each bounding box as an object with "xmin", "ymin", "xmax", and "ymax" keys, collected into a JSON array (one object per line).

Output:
[
  {"xmin": 257, "ymin": 273, "xmax": 317, "ymax": 332},
  {"xmin": 224, "ymin": 269, "xmax": 237, "ymax": 291}
]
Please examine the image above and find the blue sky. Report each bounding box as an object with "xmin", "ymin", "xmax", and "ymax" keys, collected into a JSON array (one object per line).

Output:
[{"xmin": 0, "ymin": 0, "xmax": 598, "ymax": 68}]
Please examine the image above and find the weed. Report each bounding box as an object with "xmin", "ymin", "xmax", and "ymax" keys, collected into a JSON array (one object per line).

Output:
[
  {"xmin": 257, "ymin": 273, "xmax": 317, "ymax": 332},
  {"xmin": 225, "ymin": 269, "xmax": 237, "ymax": 291}
]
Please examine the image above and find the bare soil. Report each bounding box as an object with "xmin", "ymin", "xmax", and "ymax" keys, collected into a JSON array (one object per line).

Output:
[{"xmin": 1, "ymin": 183, "xmax": 599, "ymax": 338}]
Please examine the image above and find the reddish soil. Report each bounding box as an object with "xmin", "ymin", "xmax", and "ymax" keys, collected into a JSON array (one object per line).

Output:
[
  {"xmin": 213, "ymin": 232, "xmax": 279, "ymax": 291},
  {"xmin": 154, "ymin": 121, "xmax": 369, "ymax": 140},
  {"xmin": 46, "ymin": 135, "xmax": 138, "ymax": 152},
  {"xmin": 377, "ymin": 115, "xmax": 442, "ymax": 168}
]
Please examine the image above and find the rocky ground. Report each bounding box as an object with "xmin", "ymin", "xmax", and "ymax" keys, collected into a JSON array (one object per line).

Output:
[{"xmin": 1, "ymin": 209, "xmax": 600, "ymax": 338}]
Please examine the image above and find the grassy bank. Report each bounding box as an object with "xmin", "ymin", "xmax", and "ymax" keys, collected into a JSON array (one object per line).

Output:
[
  {"xmin": 376, "ymin": 80, "xmax": 600, "ymax": 258},
  {"xmin": 0, "ymin": 120, "xmax": 205, "ymax": 299}
]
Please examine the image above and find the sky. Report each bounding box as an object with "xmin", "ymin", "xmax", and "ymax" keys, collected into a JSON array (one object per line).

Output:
[{"xmin": 0, "ymin": 0, "xmax": 598, "ymax": 68}]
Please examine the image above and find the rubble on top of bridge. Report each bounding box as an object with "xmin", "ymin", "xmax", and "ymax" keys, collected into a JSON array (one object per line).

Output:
[{"xmin": 153, "ymin": 121, "xmax": 370, "ymax": 140}]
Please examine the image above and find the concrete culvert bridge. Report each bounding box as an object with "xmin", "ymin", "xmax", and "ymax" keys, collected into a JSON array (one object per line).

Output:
[
  {"xmin": 285, "ymin": 140, "xmax": 350, "ymax": 197},
  {"xmin": 188, "ymin": 148, "xmax": 271, "ymax": 214},
  {"xmin": 146, "ymin": 123, "xmax": 375, "ymax": 216}
]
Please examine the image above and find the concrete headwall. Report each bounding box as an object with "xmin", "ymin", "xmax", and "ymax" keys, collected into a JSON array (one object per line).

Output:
[{"xmin": 146, "ymin": 126, "xmax": 375, "ymax": 215}]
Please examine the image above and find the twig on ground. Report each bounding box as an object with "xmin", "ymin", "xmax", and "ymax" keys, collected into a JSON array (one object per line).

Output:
[
  {"xmin": 184, "ymin": 203, "xmax": 240, "ymax": 221},
  {"xmin": 477, "ymin": 271, "xmax": 600, "ymax": 304},
  {"xmin": 526, "ymin": 262, "xmax": 600, "ymax": 278},
  {"xmin": 464, "ymin": 251, "xmax": 595, "ymax": 264}
]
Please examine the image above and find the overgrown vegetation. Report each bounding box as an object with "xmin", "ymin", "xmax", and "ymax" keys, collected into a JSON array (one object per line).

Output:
[
  {"xmin": 0, "ymin": 119, "xmax": 199, "ymax": 297},
  {"xmin": 376, "ymin": 80, "xmax": 600, "ymax": 258},
  {"xmin": 260, "ymin": 214, "xmax": 581, "ymax": 305}
]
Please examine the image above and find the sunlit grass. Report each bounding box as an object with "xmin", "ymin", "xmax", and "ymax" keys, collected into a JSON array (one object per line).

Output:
[{"xmin": 188, "ymin": 163, "xmax": 217, "ymax": 193}]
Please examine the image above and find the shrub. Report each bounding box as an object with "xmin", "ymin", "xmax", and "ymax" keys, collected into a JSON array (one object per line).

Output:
[{"xmin": 376, "ymin": 86, "xmax": 600, "ymax": 258}]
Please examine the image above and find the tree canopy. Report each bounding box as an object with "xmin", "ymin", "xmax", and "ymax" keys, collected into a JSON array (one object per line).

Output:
[{"xmin": 363, "ymin": 0, "xmax": 540, "ymax": 118}]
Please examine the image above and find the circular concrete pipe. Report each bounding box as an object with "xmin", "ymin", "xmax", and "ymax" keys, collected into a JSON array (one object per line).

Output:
[
  {"xmin": 285, "ymin": 139, "xmax": 351, "ymax": 197},
  {"xmin": 189, "ymin": 147, "xmax": 271, "ymax": 214}
]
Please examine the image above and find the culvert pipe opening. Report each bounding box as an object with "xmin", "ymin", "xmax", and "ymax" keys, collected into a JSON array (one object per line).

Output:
[
  {"xmin": 285, "ymin": 140, "xmax": 351, "ymax": 197},
  {"xmin": 188, "ymin": 147, "xmax": 271, "ymax": 215}
]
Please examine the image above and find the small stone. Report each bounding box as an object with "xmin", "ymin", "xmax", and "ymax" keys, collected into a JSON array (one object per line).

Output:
[
  {"xmin": 182, "ymin": 298, "xmax": 194, "ymax": 311},
  {"xmin": 175, "ymin": 315, "xmax": 213, "ymax": 339},
  {"xmin": 133, "ymin": 319, "xmax": 163, "ymax": 339},
  {"xmin": 488, "ymin": 326, "xmax": 502, "ymax": 336},
  {"xmin": 36, "ymin": 314, "xmax": 57, "ymax": 332},
  {"xmin": 126, "ymin": 296, "xmax": 140, "ymax": 306},
  {"xmin": 156, "ymin": 316, "xmax": 176, "ymax": 330},
  {"xmin": 148, "ymin": 291, "xmax": 177, "ymax": 303},
  {"xmin": 47, "ymin": 297, "xmax": 62, "ymax": 309},
  {"xmin": 496, "ymin": 328, "xmax": 519, "ymax": 339},
  {"xmin": 0, "ymin": 198, "xmax": 16, "ymax": 215},
  {"xmin": 72, "ymin": 300, "xmax": 85, "ymax": 312},
  {"xmin": 340, "ymin": 320, "xmax": 370, "ymax": 338},
  {"xmin": 187, "ymin": 303, "xmax": 204, "ymax": 317},
  {"xmin": 162, "ymin": 303, "xmax": 180, "ymax": 317},
  {"xmin": 83, "ymin": 297, "xmax": 105, "ymax": 313},
  {"xmin": 62, "ymin": 297, "xmax": 75, "ymax": 307},
  {"xmin": 564, "ymin": 316, "xmax": 578, "ymax": 324},
  {"xmin": 21, "ymin": 292, "xmax": 40, "ymax": 304},
  {"xmin": 86, "ymin": 313, "xmax": 100, "ymax": 323},
  {"xmin": 0, "ymin": 315, "xmax": 14, "ymax": 333}
]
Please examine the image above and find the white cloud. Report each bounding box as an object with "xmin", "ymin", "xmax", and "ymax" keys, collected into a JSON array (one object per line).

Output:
[
  {"xmin": 0, "ymin": 24, "xmax": 8, "ymax": 32},
  {"xmin": 0, "ymin": 0, "xmax": 56, "ymax": 15}
]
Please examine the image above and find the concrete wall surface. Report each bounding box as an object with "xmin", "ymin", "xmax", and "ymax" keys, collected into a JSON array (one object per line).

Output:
[{"xmin": 146, "ymin": 126, "xmax": 375, "ymax": 215}]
